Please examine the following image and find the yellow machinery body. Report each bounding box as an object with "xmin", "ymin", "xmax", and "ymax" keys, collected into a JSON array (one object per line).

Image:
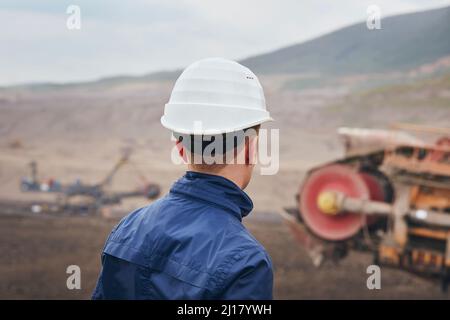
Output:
[{"xmin": 282, "ymin": 124, "xmax": 450, "ymax": 290}]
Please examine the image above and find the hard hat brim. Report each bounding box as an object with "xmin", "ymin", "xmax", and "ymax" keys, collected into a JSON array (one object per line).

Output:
[{"xmin": 161, "ymin": 102, "xmax": 273, "ymax": 135}]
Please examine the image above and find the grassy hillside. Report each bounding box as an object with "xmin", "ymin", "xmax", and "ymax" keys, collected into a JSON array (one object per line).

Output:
[
  {"xmin": 322, "ymin": 71, "xmax": 450, "ymax": 128},
  {"xmin": 241, "ymin": 6, "xmax": 450, "ymax": 75}
]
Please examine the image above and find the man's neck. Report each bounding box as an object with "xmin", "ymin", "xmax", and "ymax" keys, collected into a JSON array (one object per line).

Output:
[{"xmin": 187, "ymin": 165, "xmax": 247, "ymax": 189}]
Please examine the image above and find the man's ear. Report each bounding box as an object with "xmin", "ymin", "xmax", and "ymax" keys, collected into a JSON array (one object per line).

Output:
[
  {"xmin": 244, "ymin": 138, "xmax": 250, "ymax": 165},
  {"xmin": 244, "ymin": 136, "xmax": 258, "ymax": 165},
  {"xmin": 175, "ymin": 140, "xmax": 188, "ymax": 163}
]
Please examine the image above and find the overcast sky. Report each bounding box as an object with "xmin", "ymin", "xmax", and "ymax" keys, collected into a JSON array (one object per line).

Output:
[{"xmin": 1, "ymin": 0, "xmax": 449, "ymax": 85}]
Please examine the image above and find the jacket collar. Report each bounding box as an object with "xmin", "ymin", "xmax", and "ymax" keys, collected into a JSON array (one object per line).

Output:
[{"xmin": 170, "ymin": 171, "xmax": 253, "ymax": 221}]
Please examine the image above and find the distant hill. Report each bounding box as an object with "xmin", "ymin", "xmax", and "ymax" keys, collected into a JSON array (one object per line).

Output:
[
  {"xmin": 241, "ymin": 5, "xmax": 450, "ymax": 75},
  {"xmin": 2, "ymin": 70, "xmax": 181, "ymax": 91},
  {"xmin": 4, "ymin": 5, "xmax": 449, "ymax": 90}
]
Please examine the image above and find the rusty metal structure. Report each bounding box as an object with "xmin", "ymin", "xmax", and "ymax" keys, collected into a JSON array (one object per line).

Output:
[{"xmin": 281, "ymin": 123, "xmax": 450, "ymax": 290}]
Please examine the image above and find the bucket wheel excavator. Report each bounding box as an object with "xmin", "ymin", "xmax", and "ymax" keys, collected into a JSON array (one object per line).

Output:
[
  {"xmin": 20, "ymin": 148, "xmax": 161, "ymax": 215},
  {"xmin": 281, "ymin": 123, "xmax": 450, "ymax": 290}
]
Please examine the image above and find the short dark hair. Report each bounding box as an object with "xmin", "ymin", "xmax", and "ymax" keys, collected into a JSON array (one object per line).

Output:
[{"xmin": 175, "ymin": 125, "xmax": 260, "ymax": 165}]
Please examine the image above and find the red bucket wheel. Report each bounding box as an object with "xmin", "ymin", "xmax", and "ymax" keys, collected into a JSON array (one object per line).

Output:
[
  {"xmin": 359, "ymin": 172, "xmax": 387, "ymax": 225},
  {"xmin": 299, "ymin": 164, "xmax": 369, "ymax": 241},
  {"xmin": 359, "ymin": 172, "xmax": 386, "ymax": 202}
]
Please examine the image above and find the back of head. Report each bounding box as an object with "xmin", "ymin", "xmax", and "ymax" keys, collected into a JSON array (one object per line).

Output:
[{"xmin": 161, "ymin": 58, "xmax": 272, "ymax": 179}]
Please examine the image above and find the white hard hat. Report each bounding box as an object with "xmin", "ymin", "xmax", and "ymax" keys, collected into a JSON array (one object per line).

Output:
[{"xmin": 161, "ymin": 57, "xmax": 273, "ymax": 135}]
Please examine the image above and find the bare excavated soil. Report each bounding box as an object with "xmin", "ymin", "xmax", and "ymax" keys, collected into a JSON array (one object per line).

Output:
[
  {"xmin": 0, "ymin": 209, "xmax": 449, "ymax": 300},
  {"xmin": 1, "ymin": 72, "xmax": 449, "ymax": 299}
]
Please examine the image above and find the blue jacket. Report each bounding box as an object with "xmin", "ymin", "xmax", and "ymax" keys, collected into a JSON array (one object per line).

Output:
[{"xmin": 92, "ymin": 171, "xmax": 273, "ymax": 299}]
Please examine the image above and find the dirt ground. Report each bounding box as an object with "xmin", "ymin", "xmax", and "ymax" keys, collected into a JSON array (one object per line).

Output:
[
  {"xmin": 0, "ymin": 209, "xmax": 449, "ymax": 300},
  {"xmin": 0, "ymin": 72, "xmax": 449, "ymax": 299}
]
